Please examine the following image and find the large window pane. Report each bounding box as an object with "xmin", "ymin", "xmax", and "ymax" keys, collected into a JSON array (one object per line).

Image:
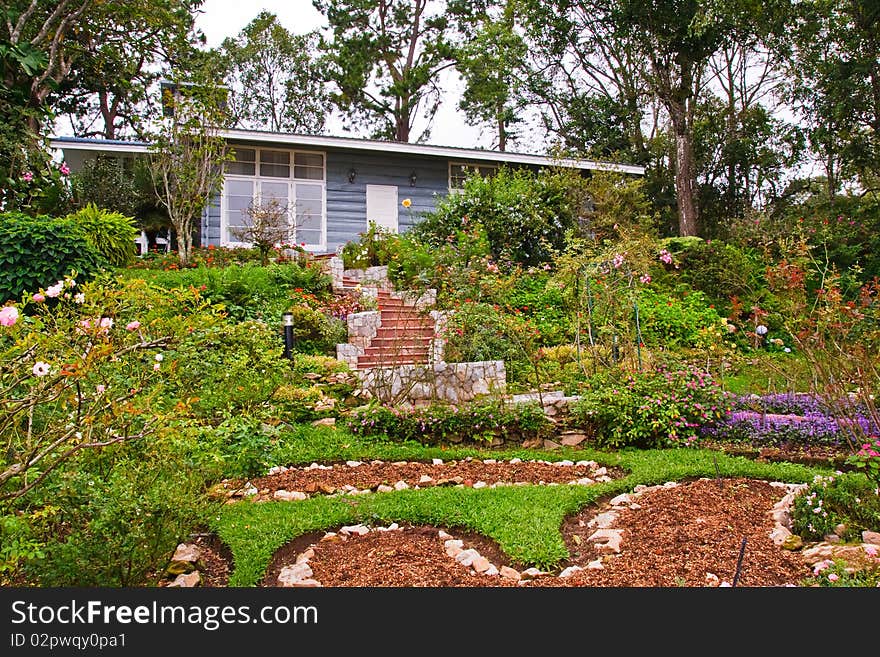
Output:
[
  {"xmin": 259, "ymin": 181, "xmax": 292, "ymax": 242},
  {"xmin": 294, "ymin": 182, "xmax": 323, "ymax": 245},
  {"xmin": 225, "ymin": 179, "xmax": 254, "ymax": 242},
  {"xmin": 226, "ymin": 148, "xmax": 256, "ymax": 175},
  {"xmin": 294, "ymin": 152, "xmax": 324, "ymax": 180},
  {"xmin": 259, "ymin": 149, "xmax": 290, "ymax": 177}
]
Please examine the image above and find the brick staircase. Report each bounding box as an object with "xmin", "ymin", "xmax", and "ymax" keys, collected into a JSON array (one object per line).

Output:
[{"xmin": 340, "ymin": 276, "xmax": 435, "ymax": 370}]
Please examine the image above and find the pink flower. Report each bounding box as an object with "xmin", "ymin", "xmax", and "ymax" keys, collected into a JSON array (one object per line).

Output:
[
  {"xmin": 32, "ymin": 361, "xmax": 50, "ymax": 377},
  {"xmin": 32, "ymin": 293, "xmax": 45, "ymax": 303},
  {"xmin": 865, "ymin": 545, "xmax": 878, "ymax": 557},
  {"xmin": 22, "ymin": 171, "xmax": 33, "ymax": 182},
  {"xmin": 640, "ymin": 274, "xmax": 652, "ymax": 284},
  {"xmin": 96, "ymin": 384, "xmax": 106, "ymax": 395},
  {"xmin": 59, "ymin": 162, "xmax": 70, "ymax": 176},
  {"xmin": 126, "ymin": 321, "xmax": 141, "ymax": 332},
  {"xmin": 79, "ymin": 319, "xmax": 92, "ymax": 330},
  {"xmin": 99, "ymin": 317, "xmax": 113, "ymax": 330},
  {"xmin": 74, "ymin": 293, "xmax": 85, "ymax": 304},
  {"xmin": 0, "ymin": 305, "xmax": 19, "ymax": 326},
  {"xmin": 659, "ymin": 249, "xmax": 673, "ymax": 264},
  {"xmin": 827, "ymin": 573, "xmax": 839, "ymax": 582},
  {"xmin": 612, "ymin": 253, "xmax": 625, "ymax": 268},
  {"xmin": 45, "ymin": 282, "xmax": 64, "ymax": 298},
  {"xmin": 153, "ymin": 363, "xmax": 161, "ymax": 371}
]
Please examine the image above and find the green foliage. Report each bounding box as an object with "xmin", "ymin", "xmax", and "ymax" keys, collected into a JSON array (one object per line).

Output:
[
  {"xmin": 347, "ymin": 399, "xmax": 550, "ymax": 445},
  {"xmin": 570, "ymin": 368, "xmax": 729, "ymax": 448},
  {"xmin": 26, "ymin": 431, "xmax": 221, "ymax": 587},
  {"xmin": 505, "ymin": 274, "xmax": 572, "ymax": 346},
  {"xmin": 442, "ymin": 301, "xmax": 539, "ymax": 386},
  {"xmin": 413, "ymin": 166, "xmax": 583, "ymax": 268},
  {"xmin": 69, "ymin": 156, "xmax": 158, "ymax": 221},
  {"xmin": 221, "ymin": 11, "xmax": 328, "ymax": 133},
  {"xmin": 635, "ymin": 288, "xmax": 727, "ymax": 349},
  {"xmin": 65, "ymin": 203, "xmax": 139, "ymax": 267},
  {"xmin": 791, "ymin": 474, "xmax": 880, "ymax": 542},
  {"xmin": 803, "ymin": 556, "xmax": 880, "ymax": 588},
  {"xmin": 167, "ymin": 319, "xmax": 288, "ymax": 420},
  {"xmin": 0, "ymin": 212, "xmax": 105, "ymax": 302}
]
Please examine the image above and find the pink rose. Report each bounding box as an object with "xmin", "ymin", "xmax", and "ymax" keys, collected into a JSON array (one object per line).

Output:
[
  {"xmin": 0, "ymin": 306, "xmax": 19, "ymax": 327},
  {"xmin": 59, "ymin": 162, "xmax": 70, "ymax": 176},
  {"xmin": 32, "ymin": 293, "xmax": 45, "ymax": 303},
  {"xmin": 22, "ymin": 172, "xmax": 33, "ymax": 182},
  {"xmin": 45, "ymin": 282, "xmax": 63, "ymax": 298}
]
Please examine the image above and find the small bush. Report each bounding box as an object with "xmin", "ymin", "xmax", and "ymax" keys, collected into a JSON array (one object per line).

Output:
[
  {"xmin": 635, "ymin": 288, "xmax": 727, "ymax": 349},
  {"xmin": 570, "ymin": 367, "xmax": 729, "ymax": 448},
  {"xmin": 341, "ymin": 222, "xmax": 405, "ymax": 269},
  {"xmin": 0, "ymin": 212, "xmax": 105, "ymax": 302},
  {"xmin": 791, "ymin": 474, "xmax": 880, "ymax": 542},
  {"xmin": 66, "ymin": 203, "xmax": 139, "ymax": 267}
]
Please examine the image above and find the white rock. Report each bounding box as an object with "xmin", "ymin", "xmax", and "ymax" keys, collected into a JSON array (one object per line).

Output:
[
  {"xmin": 471, "ymin": 556, "xmax": 491, "ymax": 573},
  {"xmin": 172, "ymin": 543, "xmax": 200, "ymax": 563},
  {"xmin": 520, "ymin": 567, "xmax": 546, "ymax": 579},
  {"xmin": 278, "ymin": 563, "xmax": 313, "ymax": 586},
  {"xmin": 588, "ymin": 528, "xmax": 623, "ymax": 554},
  {"xmin": 273, "ymin": 490, "xmax": 308, "ymax": 502},
  {"xmin": 577, "ymin": 477, "xmax": 595, "ymax": 486},
  {"xmin": 243, "ymin": 484, "xmax": 258, "ymax": 497},
  {"xmin": 663, "ymin": 481, "xmax": 679, "ymax": 488},
  {"xmin": 438, "ymin": 530, "xmax": 453, "ymax": 540},
  {"xmin": 554, "ymin": 460, "xmax": 574, "ymax": 467},
  {"xmin": 376, "ymin": 484, "xmax": 394, "ymax": 493},
  {"xmin": 339, "ymin": 524, "xmax": 370, "ymax": 536},
  {"xmin": 419, "ymin": 474, "xmax": 433, "ymax": 484},
  {"xmin": 266, "ymin": 465, "xmax": 288, "ymax": 475},
  {"xmin": 345, "ymin": 460, "xmax": 362, "ymax": 467},
  {"xmin": 483, "ymin": 459, "xmax": 497, "ymax": 464},
  {"xmin": 586, "ymin": 559, "xmax": 604, "ymax": 570},
  {"xmin": 432, "ymin": 458, "xmax": 443, "ymax": 465},
  {"xmin": 393, "ymin": 480, "xmax": 409, "ymax": 491},
  {"xmin": 444, "ymin": 539, "xmax": 464, "ymax": 550},
  {"xmin": 576, "ymin": 460, "xmax": 597, "ymax": 468},
  {"xmin": 308, "ymin": 463, "xmax": 320, "ymax": 470},
  {"xmin": 509, "ymin": 458, "xmax": 522, "ymax": 464},
  {"xmin": 559, "ymin": 566, "xmax": 583, "ymax": 578},
  {"xmin": 455, "ymin": 549, "xmax": 480, "ymax": 567},
  {"xmin": 588, "ymin": 511, "xmax": 619, "ymax": 529},
  {"xmin": 387, "ymin": 523, "xmax": 399, "ymax": 530},
  {"xmin": 863, "ymin": 531, "xmax": 880, "ymax": 545},
  {"xmin": 593, "ymin": 467, "xmax": 607, "ymax": 476},
  {"xmin": 287, "ymin": 579, "xmax": 322, "ymax": 587},
  {"xmin": 770, "ymin": 525, "xmax": 793, "ymax": 545},
  {"xmin": 633, "ymin": 484, "xmax": 649, "ymax": 493},
  {"xmin": 472, "ymin": 481, "xmax": 488, "ymax": 489},
  {"xmin": 609, "ymin": 493, "xmax": 631, "ymax": 507},
  {"xmin": 168, "ymin": 572, "xmax": 200, "ymax": 587},
  {"xmin": 484, "ymin": 565, "xmax": 499, "ymax": 576},
  {"xmin": 295, "ymin": 548, "xmax": 315, "ymax": 564}
]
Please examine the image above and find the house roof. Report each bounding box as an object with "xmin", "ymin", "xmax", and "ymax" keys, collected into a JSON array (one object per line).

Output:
[{"xmin": 49, "ymin": 130, "xmax": 645, "ymax": 175}]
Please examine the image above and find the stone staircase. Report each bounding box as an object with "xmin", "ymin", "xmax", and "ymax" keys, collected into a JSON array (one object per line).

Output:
[{"xmin": 338, "ymin": 276, "xmax": 436, "ymax": 370}]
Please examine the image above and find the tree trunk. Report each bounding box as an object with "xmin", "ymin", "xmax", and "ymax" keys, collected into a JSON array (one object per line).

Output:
[
  {"xmin": 177, "ymin": 224, "xmax": 192, "ymax": 266},
  {"xmin": 674, "ymin": 129, "xmax": 699, "ymax": 236}
]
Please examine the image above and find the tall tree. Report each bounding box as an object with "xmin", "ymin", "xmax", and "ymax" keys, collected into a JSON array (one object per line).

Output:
[
  {"xmin": 313, "ymin": 0, "xmax": 454, "ymax": 142},
  {"xmin": 54, "ymin": 0, "xmax": 205, "ymax": 140},
  {"xmin": 452, "ymin": 0, "xmax": 526, "ymax": 151},
  {"xmin": 221, "ymin": 11, "xmax": 329, "ymax": 134},
  {"xmin": 781, "ymin": 0, "xmax": 880, "ymax": 198},
  {"xmin": 147, "ymin": 80, "xmax": 230, "ymax": 266}
]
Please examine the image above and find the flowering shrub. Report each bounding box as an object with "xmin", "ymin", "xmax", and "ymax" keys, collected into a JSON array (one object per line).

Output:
[
  {"xmin": 570, "ymin": 367, "xmax": 729, "ymax": 448},
  {"xmin": 635, "ymin": 289, "xmax": 728, "ymax": 350},
  {"xmin": 346, "ymin": 399, "xmax": 550, "ymax": 445},
  {"xmin": 804, "ymin": 553, "xmax": 880, "ymax": 587},
  {"xmin": 847, "ymin": 437, "xmax": 880, "ymax": 488},
  {"xmin": 791, "ymin": 474, "xmax": 880, "ymax": 542}
]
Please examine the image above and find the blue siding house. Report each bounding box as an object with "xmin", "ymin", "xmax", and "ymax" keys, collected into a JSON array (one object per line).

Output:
[{"xmin": 51, "ymin": 129, "xmax": 644, "ymax": 255}]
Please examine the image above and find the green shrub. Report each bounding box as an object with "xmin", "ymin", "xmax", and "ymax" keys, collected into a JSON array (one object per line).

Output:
[
  {"xmin": 570, "ymin": 367, "xmax": 729, "ymax": 448},
  {"xmin": 341, "ymin": 221, "xmax": 405, "ymax": 269},
  {"xmin": 635, "ymin": 288, "xmax": 727, "ymax": 349},
  {"xmin": 791, "ymin": 474, "xmax": 880, "ymax": 542},
  {"xmin": 25, "ymin": 431, "xmax": 220, "ymax": 586},
  {"xmin": 0, "ymin": 211, "xmax": 105, "ymax": 302},
  {"xmin": 66, "ymin": 203, "xmax": 139, "ymax": 267},
  {"xmin": 442, "ymin": 301, "xmax": 539, "ymax": 386},
  {"xmin": 505, "ymin": 273, "xmax": 572, "ymax": 346},
  {"xmin": 347, "ymin": 399, "xmax": 550, "ymax": 445},
  {"xmin": 412, "ymin": 166, "xmax": 582, "ymax": 268}
]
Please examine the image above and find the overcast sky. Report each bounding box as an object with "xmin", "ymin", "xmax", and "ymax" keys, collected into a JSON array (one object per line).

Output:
[{"xmin": 194, "ymin": 0, "xmax": 491, "ymax": 149}]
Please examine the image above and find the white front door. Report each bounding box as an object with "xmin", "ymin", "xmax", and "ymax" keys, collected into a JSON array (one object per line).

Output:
[{"xmin": 365, "ymin": 184, "xmax": 398, "ymax": 233}]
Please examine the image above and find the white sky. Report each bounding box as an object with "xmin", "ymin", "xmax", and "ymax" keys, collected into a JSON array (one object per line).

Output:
[{"xmin": 194, "ymin": 0, "xmax": 492, "ymax": 149}]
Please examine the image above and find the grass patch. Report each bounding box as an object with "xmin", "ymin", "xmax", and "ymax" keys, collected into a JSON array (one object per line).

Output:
[{"xmin": 213, "ymin": 440, "xmax": 827, "ymax": 586}]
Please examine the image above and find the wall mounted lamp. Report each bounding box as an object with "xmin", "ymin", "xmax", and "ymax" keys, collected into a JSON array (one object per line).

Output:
[
  {"xmin": 348, "ymin": 168, "xmax": 357, "ymax": 184},
  {"xmin": 409, "ymin": 170, "xmax": 417, "ymax": 186}
]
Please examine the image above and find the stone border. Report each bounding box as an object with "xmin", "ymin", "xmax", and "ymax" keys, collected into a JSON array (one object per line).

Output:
[{"xmin": 222, "ymin": 457, "xmax": 614, "ymax": 502}]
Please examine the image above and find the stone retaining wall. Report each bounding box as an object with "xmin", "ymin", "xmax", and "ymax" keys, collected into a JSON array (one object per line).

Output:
[{"xmin": 356, "ymin": 360, "xmax": 507, "ymax": 404}]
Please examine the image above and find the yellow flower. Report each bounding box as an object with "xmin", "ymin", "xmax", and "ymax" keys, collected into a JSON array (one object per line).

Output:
[{"xmin": 401, "ymin": 198, "xmax": 412, "ymax": 208}]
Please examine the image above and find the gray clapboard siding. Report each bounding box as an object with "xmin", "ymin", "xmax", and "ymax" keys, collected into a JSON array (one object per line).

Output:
[{"xmin": 200, "ymin": 192, "xmax": 222, "ymax": 246}]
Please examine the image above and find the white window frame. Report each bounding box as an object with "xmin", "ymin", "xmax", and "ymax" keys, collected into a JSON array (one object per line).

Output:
[
  {"xmin": 221, "ymin": 146, "xmax": 327, "ymax": 251},
  {"xmin": 448, "ymin": 161, "xmax": 499, "ymax": 192}
]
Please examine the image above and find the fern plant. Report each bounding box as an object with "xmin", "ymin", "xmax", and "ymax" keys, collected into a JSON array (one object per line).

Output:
[{"xmin": 66, "ymin": 203, "xmax": 139, "ymax": 267}]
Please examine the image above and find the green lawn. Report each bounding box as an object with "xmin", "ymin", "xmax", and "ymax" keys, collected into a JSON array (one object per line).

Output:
[{"xmin": 213, "ymin": 427, "xmax": 826, "ymax": 586}]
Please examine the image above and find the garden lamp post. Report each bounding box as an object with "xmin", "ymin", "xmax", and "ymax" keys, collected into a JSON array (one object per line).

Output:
[{"xmin": 282, "ymin": 312, "xmax": 294, "ymax": 360}]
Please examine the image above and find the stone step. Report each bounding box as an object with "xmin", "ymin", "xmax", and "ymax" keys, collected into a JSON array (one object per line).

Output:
[
  {"xmin": 357, "ymin": 356, "xmax": 429, "ymax": 369},
  {"xmin": 364, "ymin": 345, "xmax": 429, "ymax": 357},
  {"xmin": 374, "ymin": 328, "xmax": 436, "ymax": 339},
  {"xmin": 379, "ymin": 311, "xmax": 430, "ymax": 321},
  {"xmin": 369, "ymin": 336, "xmax": 433, "ymax": 347}
]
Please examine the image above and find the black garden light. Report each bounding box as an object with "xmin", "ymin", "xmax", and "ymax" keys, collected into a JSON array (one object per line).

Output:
[{"xmin": 282, "ymin": 312, "xmax": 294, "ymax": 360}]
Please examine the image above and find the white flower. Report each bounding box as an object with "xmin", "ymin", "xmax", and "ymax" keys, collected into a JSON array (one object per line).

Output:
[
  {"xmin": 755, "ymin": 324, "xmax": 768, "ymax": 336},
  {"xmin": 45, "ymin": 282, "xmax": 63, "ymax": 298},
  {"xmin": 32, "ymin": 361, "xmax": 51, "ymax": 377},
  {"xmin": 74, "ymin": 293, "xmax": 85, "ymax": 304},
  {"xmin": 154, "ymin": 353, "xmax": 164, "ymax": 362}
]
